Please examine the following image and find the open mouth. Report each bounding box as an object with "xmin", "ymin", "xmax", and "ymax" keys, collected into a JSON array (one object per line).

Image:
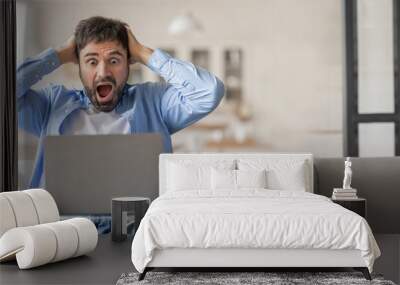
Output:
[{"xmin": 96, "ymin": 83, "xmax": 114, "ymax": 103}]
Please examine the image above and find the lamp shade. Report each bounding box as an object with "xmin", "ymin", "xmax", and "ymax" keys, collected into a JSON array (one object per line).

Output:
[{"xmin": 168, "ymin": 12, "xmax": 203, "ymax": 35}]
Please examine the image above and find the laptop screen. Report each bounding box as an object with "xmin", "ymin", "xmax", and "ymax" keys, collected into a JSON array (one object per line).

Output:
[{"xmin": 44, "ymin": 134, "xmax": 164, "ymax": 214}]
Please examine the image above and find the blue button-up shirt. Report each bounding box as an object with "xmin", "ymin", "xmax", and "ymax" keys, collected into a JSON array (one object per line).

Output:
[{"xmin": 17, "ymin": 48, "xmax": 225, "ymax": 188}]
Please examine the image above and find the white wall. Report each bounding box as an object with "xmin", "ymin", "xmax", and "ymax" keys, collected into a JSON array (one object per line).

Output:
[{"xmin": 18, "ymin": 0, "xmax": 345, "ymax": 160}]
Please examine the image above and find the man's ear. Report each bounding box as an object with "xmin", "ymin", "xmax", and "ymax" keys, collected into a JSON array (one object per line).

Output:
[
  {"xmin": 127, "ymin": 48, "xmax": 134, "ymax": 65},
  {"xmin": 128, "ymin": 56, "xmax": 137, "ymax": 65}
]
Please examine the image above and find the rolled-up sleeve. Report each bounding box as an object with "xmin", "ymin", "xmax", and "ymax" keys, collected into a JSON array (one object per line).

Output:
[
  {"xmin": 17, "ymin": 48, "xmax": 61, "ymax": 99},
  {"xmin": 147, "ymin": 49, "xmax": 225, "ymax": 134},
  {"xmin": 16, "ymin": 48, "xmax": 61, "ymax": 137}
]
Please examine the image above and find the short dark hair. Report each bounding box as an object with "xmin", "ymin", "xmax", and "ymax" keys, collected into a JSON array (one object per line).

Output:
[{"xmin": 74, "ymin": 16, "xmax": 130, "ymax": 59}]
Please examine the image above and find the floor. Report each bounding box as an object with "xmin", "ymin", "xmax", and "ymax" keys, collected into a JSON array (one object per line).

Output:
[
  {"xmin": 0, "ymin": 234, "xmax": 397, "ymax": 284},
  {"xmin": 374, "ymin": 234, "xmax": 400, "ymax": 284}
]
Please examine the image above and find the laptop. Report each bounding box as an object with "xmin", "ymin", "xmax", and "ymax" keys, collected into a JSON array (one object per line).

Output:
[{"xmin": 44, "ymin": 134, "xmax": 164, "ymax": 215}]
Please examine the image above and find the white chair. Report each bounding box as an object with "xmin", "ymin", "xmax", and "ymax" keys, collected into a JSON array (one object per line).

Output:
[{"xmin": 0, "ymin": 189, "xmax": 98, "ymax": 269}]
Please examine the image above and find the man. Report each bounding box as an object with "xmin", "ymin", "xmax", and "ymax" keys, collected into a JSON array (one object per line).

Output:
[{"xmin": 17, "ymin": 16, "xmax": 225, "ymax": 188}]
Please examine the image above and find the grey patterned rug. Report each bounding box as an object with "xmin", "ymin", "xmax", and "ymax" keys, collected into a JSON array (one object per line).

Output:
[{"xmin": 116, "ymin": 271, "xmax": 396, "ymax": 285}]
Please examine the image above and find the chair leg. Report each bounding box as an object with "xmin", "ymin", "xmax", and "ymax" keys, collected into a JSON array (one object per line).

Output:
[
  {"xmin": 138, "ymin": 268, "xmax": 148, "ymax": 281},
  {"xmin": 354, "ymin": 267, "xmax": 372, "ymax": 280}
]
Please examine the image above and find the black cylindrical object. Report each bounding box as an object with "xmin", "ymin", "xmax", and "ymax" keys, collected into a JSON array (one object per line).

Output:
[{"xmin": 111, "ymin": 197, "xmax": 150, "ymax": 242}]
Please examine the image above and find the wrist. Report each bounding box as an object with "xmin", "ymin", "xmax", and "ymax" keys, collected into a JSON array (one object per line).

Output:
[
  {"xmin": 56, "ymin": 47, "xmax": 69, "ymax": 65},
  {"xmin": 135, "ymin": 45, "xmax": 153, "ymax": 65},
  {"xmin": 56, "ymin": 47, "xmax": 76, "ymax": 65}
]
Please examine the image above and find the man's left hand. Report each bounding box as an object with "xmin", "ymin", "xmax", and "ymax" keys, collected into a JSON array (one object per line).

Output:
[{"xmin": 125, "ymin": 26, "xmax": 153, "ymax": 65}]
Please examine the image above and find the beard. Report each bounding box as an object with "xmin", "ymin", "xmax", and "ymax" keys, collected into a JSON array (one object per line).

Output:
[{"xmin": 80, "ymin": 71, "xmax": 129, "ymax": 113}]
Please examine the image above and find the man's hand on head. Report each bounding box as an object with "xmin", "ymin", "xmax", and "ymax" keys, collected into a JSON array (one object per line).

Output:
[
  {"xmin": 56, "ymin": 36, "xmax": 78, "ymax": 65},
  {"xmin": 125, "ymin": 26, "xmax": 153, "ymax": 66}
]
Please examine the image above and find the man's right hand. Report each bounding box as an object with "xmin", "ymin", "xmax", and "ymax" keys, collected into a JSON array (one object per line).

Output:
[{"xmin": 56, "ymin": 36, "xmax": 78, "ymax": 65}]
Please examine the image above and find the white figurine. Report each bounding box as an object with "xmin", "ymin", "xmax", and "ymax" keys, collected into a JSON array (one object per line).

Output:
[{"xmin": 342, "ymin": 157, "xmax": 352, "ymax": 189}]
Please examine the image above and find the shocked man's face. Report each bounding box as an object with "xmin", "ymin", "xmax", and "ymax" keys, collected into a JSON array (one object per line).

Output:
[{"xmin": 79, "ymin": 40, "xmax": 129, "ymax": 112}]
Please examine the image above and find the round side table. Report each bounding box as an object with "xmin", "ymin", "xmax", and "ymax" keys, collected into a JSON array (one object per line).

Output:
[{"xmin": 111, "ymin": 197, "xmax": 150, "ymax": 242}]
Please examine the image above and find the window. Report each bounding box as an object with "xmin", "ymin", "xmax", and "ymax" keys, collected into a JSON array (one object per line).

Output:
[
  {"xmin": 224, "ymin": 49, "xmax": 243, "ymax": 102},
  {"xmin": 344, "ymin": 0, "xmax": 400, "ymax": 156}
]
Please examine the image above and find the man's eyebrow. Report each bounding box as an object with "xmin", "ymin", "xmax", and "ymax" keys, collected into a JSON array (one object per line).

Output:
[
  {"xmin": 84, "ymin": 52, "xmax": 99, "ymax": 58},
  {"xmin": 108, "ymin": 50, "xmax": 124, "ymax": 57},
  {"xmin": 83, "ymin": 50, "xmax": 124, "ymax": 58}
]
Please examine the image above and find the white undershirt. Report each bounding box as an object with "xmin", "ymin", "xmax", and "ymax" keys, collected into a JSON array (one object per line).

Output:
[{"xmin": 63, "ymin": 106, "xmax": 131, "ymax": 135}]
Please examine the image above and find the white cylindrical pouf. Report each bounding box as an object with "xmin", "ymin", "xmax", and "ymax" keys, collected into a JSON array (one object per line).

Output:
[
  {"xmin": 0, "ymin": 226, "xmax": 57, "ymax": 269},
  {"xmin": 0, "ymin": 218, "xmax": 97, "ymax": 269},
  {"xmin": 0, "ymin": 192, "xmax": 39, "ymax": 227},
  {"xmin": 42, "ymin": 221, "xmax": 79, "ymax": 262},
  {"xmin": 23, "ymin": 189, "xmax": 59, "ymax": 224},
  {"xmin": 0, "ymin": 196, "xmax": 17, "ymax": 237},
  {"xmin": 65, "ymin": 218, "xmax": 98, "ymax": 257}
]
